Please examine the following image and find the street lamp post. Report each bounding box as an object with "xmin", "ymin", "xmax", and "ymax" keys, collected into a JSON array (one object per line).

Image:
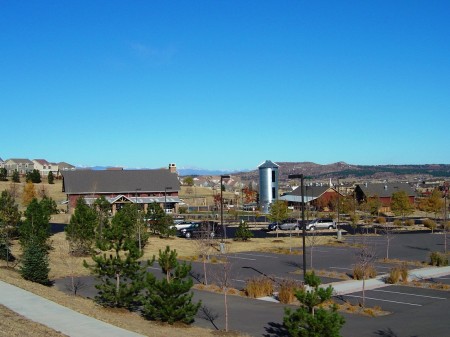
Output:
[
  {"xmin": 220, "ymin": 175, "xmax": 231, "ymax": 242},
  {"xmin": 288, "ymin": 174, "xmax": 307, "ymax": 280}
]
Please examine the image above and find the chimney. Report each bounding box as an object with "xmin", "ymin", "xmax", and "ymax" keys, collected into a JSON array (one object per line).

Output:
[{"xmin": 168, "ymin": 163, "xmax": 177, "ymax": 173}]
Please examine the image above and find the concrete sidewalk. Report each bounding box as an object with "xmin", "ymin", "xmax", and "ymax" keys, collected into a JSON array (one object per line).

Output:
[
  {"xmin": 329, "ymin": 265, "xmax": 450, "ymax": 295},
  {"xmin": 0, "ymin": 280, "xmax": 145, "ymax": 337}
]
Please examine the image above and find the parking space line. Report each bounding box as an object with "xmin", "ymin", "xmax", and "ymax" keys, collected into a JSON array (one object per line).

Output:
[
  {"xmin": 227, "ymin": 255, "xmax": 256, "ymax": 261},
  {"xmin": 231, "ymin": 279, "xmax": 246, "ymax": 283},
  {"xmin": 235, "ymin": 253, "xmax": 278, "ymax": 259},
  {"xmin": 330, "ymin": 267, "xmax": 353, "ymax": 271},
  {"xmin": 437, "ymin": 277, "xmax": 450, "ymax": 280},
  {"xmin": 343, "ymin": 294, "xmax": 422, "ymax": 306},
  {"xmin": 372, "ymin": 289, "xmax": 447, "ymax": 300}
]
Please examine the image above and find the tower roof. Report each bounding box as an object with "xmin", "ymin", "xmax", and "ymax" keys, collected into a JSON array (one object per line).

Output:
[{"xmin": 258, "ymin": 160, "xmax": 279, "ymax": 169}]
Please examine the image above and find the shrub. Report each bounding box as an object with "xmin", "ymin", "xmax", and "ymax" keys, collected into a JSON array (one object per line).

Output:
[
  {"xmin": 278, "ymin": 279, "xmax": 304, "ymax": 304},
  {"xmin": 234, "ymin": 221, "xmax": 254, "ymax": 241},
  {"xmin": 386, "ymin": 267, "xmax": 401, "ymax": 284},
  {"xmin": 422, "ymin": 219, "xmax": 437, "ymax": 231},
  {"xmin": 400, "ymin": 263, "xmax": 409, "ymax": 282},
  {"xmin": 353, "ymin": 264, "xmax": 377, "ymax": 280},
  {"xmin": 245, "ymin": 276, "xmax": 274, "ymax": 298},
  {"xmin": 405, "ymin": 219, "xmax": 415, "ymax": 226},
  {"xmin": 430, "ymin": 252, "xmax": 449, "ymax": 266},
  {"xmin": 393, "ymin": 219, "xmax": 402, "ymax": 226},
  {"xmin": 376, "ymin": 217, "xmax": 386, "ymax": 224}
]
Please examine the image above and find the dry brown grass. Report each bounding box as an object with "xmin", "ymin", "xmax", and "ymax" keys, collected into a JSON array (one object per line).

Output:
[
  {"xmin": 0, "ymin": 179, "xmax": 67, "ymax": 215},
  {"xmin": 244, "ymin": 276, "xmax": 274, "ymax": 298},
  {"xmin": 0, "ymin": 267, "xmax": 247, "ymax": 337},
  {"xmin": 0, "ymin": 304, "xmax": 68, "ymax": 337}
]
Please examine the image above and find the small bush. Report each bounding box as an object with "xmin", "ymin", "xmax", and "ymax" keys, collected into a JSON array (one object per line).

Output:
[
  {"xmin": 353, "ymin": 264, "xmax": 377, "ymax": 280},
  {"xmin": 245, "ymin": 276, "xmax": 274, "ymax": 298},
  {"xmin": 393, "ymin": 219, "xmax": 402, "ymax": 226},
  {"xmin": 423, "ymin": 219, "xmax": 437, "ymax": 231},
  {"xmin": 386, "ymin": 267, "xmax": 401, "ymax": 284},
  {"xmin": 278, "ymin": 279, "xmax": 304, "ymax": 304},
  {"xmin": 400, "ymin": 263, "xmax": 409, "ymax": 282},
  {"xmin": 376, "ymin": 217, "xmax": 386, "ymax": 224},
  {"xmin": 405, "ymin": 219, "xmax": 415, "ymax": 226},
  {"xmin": 430, "ymin": 252, "xmax": 449, "ymax": 266}
]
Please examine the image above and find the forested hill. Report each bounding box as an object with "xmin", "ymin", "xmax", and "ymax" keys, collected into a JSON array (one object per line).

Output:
[{"xmin": 234, "ymin": 162, "xmax": 450, "ymax": 182}]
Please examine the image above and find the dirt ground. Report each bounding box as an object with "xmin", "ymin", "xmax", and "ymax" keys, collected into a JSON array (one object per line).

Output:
[{"xmin": 0, "ymin": 304, "xmax": 68, "ymax": 337}]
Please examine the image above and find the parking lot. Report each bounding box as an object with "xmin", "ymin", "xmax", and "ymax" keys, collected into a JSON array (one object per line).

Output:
[{"xmin": 55, "ymin": 231, "xmax": 450, "ymax": 336}]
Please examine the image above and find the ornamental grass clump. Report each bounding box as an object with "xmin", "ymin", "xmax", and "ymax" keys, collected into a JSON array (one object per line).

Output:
[{"xmin": 245, "ymin": 276, "xmax": 274, "ymax": 298}]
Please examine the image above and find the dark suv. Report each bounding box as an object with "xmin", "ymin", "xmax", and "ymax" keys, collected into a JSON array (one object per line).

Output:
[{"xmin": 178, "ymin": 221, "xmax": 222, "ymax": 239}]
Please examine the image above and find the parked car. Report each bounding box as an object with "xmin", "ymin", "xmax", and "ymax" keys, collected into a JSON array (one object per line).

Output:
[
  {"xmin": 306, "ymin": 218, "xmax": 336, "ymax": 231},
  {"xmin": 178, "ymin": 221, "xmax": 222, "ymax": 239},
  {"xmin": 172, "ymin": 221, "xmax": 195, "ymax": 230},
  {"xmin": 267, "ymin": 218, "xmax": 300, "ymax": 231}
]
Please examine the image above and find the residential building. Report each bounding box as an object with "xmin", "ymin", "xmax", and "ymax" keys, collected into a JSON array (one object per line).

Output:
[
  {"xmin": 32, "ymin": 159, "xmax": 58, "ymax": 177},
  {"xmin": 355, "ymin": 182, "xmax": 416, "ymax": 213},
  {"xmin": 4, "ymin": 158, "xmax": 34, "ymax": 176}
]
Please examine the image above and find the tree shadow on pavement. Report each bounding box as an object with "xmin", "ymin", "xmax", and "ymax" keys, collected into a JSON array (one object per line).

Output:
[
  {"xmin": 374, "ymin": 327, "xmax": 418, "ymax": 337},
  {"xmin": 263, "ymin": 322, "xmax": 289, "ymax": 337}
]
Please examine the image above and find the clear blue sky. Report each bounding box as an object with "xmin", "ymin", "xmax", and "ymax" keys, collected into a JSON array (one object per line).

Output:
[{"xmin": 1, "ymin": 1, "xmax": 449, "ymax": 170}]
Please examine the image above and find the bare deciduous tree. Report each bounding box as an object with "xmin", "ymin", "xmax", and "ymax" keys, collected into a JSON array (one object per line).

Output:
[
  {"xmin": 306, "ymin": 230, "xmax": 320, "ymax": 269},
  {"xmin": 355, "ymin": 238, "xmax": 377, "ymax": 308},
  {"xmin": 213, "ymin": 247, "xmax": 233, "ymax": 332},
  {"xmin": 379, "ymin": 221, "xmax": 396, "ymax": 260},
  {"xmin": 57, "ymin": 241, "xmax": 86, "ymax": 295},
  {"xmin": 194, "ymin": 230, "xmax": 215, "ymax": 285}
]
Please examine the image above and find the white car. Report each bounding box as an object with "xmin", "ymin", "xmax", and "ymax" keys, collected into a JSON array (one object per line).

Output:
[
  {"xmin": 172, "ymin": 221, "xmax": 196, "ymax": 230},
  {"xmin": 306, "ymin": 218, "xmax": 336, "ymax": 230}
]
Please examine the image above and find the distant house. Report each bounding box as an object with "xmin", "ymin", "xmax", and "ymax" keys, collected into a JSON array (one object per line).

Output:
[
  {"xmin": 61, "ymin": 168, "xmax": 181, "ymax": 214},
  {"xmin": 0, "ymin": 158, "xmax": 4, "ymax": 169},
  {"xmin": 32, "ymin": 159, "xmax": 59, "ymax": 177},
  {"xmin": 4, "ymin": 158, "xmax": 34, "ymax": 176},
  {"xmin": 355, "ymin": 182, "xmax": 416, "ymax": 213},
  {"xmin": 280, "ymin": 184, "xmax": 343, "ymax": 212}
]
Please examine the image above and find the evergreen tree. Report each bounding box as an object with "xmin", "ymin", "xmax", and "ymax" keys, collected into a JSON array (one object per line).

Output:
[
  {"xmin": 0, "ymin": 168, "xmax": 7, "ymax": 181},
  {"xmin": 66, "ymin": 197, "xmax": 98, "ymax": 255},
  {"xmin": 40, "ymin": 196, "xmax": 58, "ymax": 217},
  {"xmin": 26, "ymin": 169, "xmax": 41, "ymax": 183},
  {"xmin": 146, "ymin": 202, "xmax": 174, "ymax": 237},
  {"xmin": 19, "ymin": 198, "xmax": 51, "ymax": 249},
  {"xmin": 47, "ymin": 171, "xmax": 55, "ymax": 184},
  {"xmin": 20, "ymin": 241, "xmax": 50, "ymax": 285},
  {"xmin": 284, "ymin": 271, "xmax": 345, "ymax": 337},
  {"xmin": 0, "ymin": 190, "xmax": 21, "ymax": 263},
  {"xmin": 234, "ymin": 220, "xmax": 254, "ymax": 241},
  {"xmin": 84, "ymin": 207, "xmax": 149, "ymax": 309},
  {"xmin": 12, "ymin": 170, "xmax": 20, "ymax": 183},
  {"xmin": 142, "ymin": 246, "xmax": 201, "ymax": 324},
  {"xmin": 93, "ymin": 196, "xmax": 111, "ymax": 239}
]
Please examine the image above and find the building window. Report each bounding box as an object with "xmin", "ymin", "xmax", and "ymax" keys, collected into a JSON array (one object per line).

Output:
[
  {"xmin": 272, "ymin": 187, "xmax": 276, "ymax": 199},
  {"xmin": 272, "ymin": 171, "xmax": 275, "ymax": 183}
]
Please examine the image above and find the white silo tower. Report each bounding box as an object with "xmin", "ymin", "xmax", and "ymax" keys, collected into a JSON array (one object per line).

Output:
[{"xmin": 258, "ymin": 160, "xmax": 279, "ymax": 214}]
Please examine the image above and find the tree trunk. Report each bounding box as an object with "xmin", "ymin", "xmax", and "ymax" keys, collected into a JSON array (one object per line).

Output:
[
  {"xmin": 224, "ymin": 287, "xmax": 228, "ymax": 332},
  {"xmin": 203, "ymin": 259, "xmax": 208, "ymax": 285}
]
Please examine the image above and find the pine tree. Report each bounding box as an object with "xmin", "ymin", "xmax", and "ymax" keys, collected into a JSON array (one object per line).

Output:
[
  {"xmin": 12, "ymin": 170, "xmax": 20, "ymax": 183},
  {"xmin": 284, "ymin": 271, "xmax": 345, "ymax": 337},
  {"xmin": 85, "ymin": 207, "xmax": 150, "ymax": 309},
  {"xmin": 19, "ymin": 198, "xmax": 51, "ymax": 249},
  {"xmin": 47, "ymin": 171, "xmax": 55, "ymax": 184},
  {"xmin": 66, "ymin": 198, "xmax": 98, "ymax": 255},
  {"xmin": 20, "ymin": 241, "xmax": 50, "ymax": 285},
  {"xmin": 142, "ymin": 246, "xmax": 201, "ymax": 324},
  {"xmin": 234, "ymin": 220, "xmax": 254, "ymax": 241},
  {"xmin": 146, "ymin": 202, "xmax": 174, "ymax": 237},
  {"xmin": 0, "ymin": 190, "xmax": 21, "ymax": 263}
]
